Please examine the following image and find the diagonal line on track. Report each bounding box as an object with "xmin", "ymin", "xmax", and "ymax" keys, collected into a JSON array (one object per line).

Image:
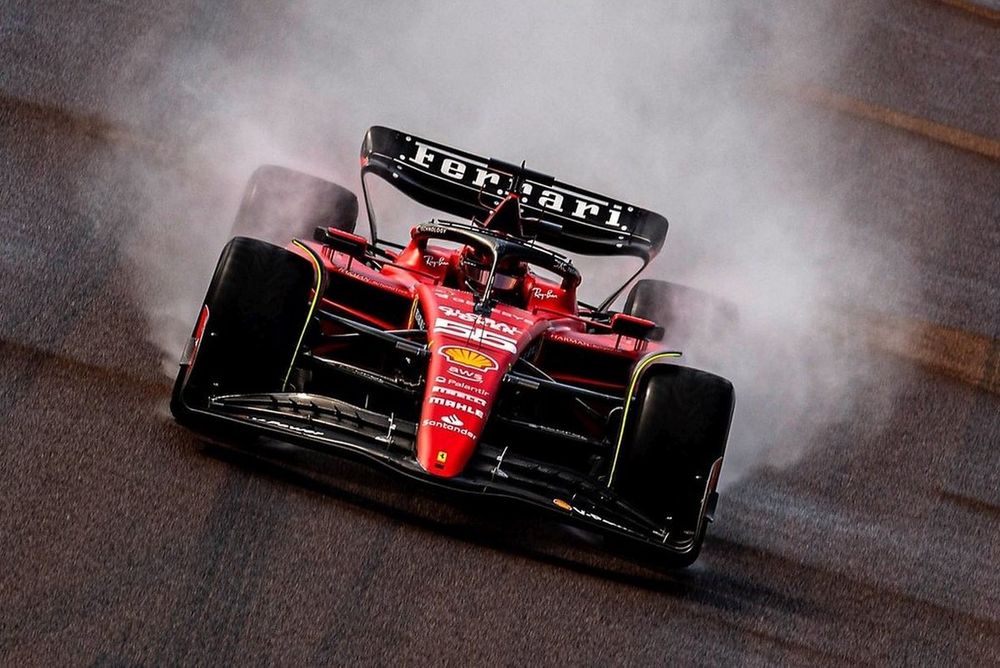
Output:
[
  {"xmin": 855, "ymin": 312, "xmax": 1000, "ymax": 395},
  {"xmin": 796, "ymin": 85, "xmax": 1000, "ymax": 162},
  {"xmin": 0, "ymin": 337, "xmax": 172, "ymax": 395},
  {"xmin": 936, "ymin": 0, "xmax": 1000, "ymax": 22},
  {"xmin": 0, "ymin": 94, "xmax": 173, "ymax": 158}
]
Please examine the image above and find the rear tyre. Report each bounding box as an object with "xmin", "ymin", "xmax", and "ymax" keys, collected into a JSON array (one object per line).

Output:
[
  {"xmin": 232, "ymin": 165, "xmax": 359, "ymax": 244},
  {"xmin": 611, "ymin": 363, "xmax": 735, "ymax": 567},
  {"xmin": 171, "ymin": 237, "xmax": 316, "ymax": 426},
  {"xmin": 624, "ymin": 279, "xmax": 737, "ymax": 349}
]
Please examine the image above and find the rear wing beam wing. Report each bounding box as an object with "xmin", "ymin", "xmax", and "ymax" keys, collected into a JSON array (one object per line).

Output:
[{"xmin": 360, "ymin": 126, "xmax": 668, "ymax": 262}]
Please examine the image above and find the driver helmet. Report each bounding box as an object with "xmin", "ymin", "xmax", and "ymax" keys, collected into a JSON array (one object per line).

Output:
[{"xmin": 461, "ymin": 247, "xmax": 527, "ymax": 297}]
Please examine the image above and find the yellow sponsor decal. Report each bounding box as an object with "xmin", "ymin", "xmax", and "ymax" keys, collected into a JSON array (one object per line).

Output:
[
  {"xmin": 436, "ymin": 450, "xmax": 448, "ymax": 464},
  {"xmin": 440, "ymin": 345, "xmax": 498, "ymax": 371}
]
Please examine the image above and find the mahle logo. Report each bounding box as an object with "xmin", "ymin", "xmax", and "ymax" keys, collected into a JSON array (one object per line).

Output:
[{"xmin": 439, "ymin": 346, "xmax": 498, "ymax": 371}]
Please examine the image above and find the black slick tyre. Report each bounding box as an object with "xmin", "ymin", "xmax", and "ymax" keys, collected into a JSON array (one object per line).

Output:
[
  {"xmin": 232, "ymin": 165, "xmax": 359, "ymax": 244},
  {"xmin": 624, "ymin": 279, "xmax": 737, "ymax": 348},
  {"xmin": 611, "ymin": 363, "xmax": 735, "ymax": 567},
  {"xmin": 171, "ymin": 236, "xmax": 316, "ymax": 426}
]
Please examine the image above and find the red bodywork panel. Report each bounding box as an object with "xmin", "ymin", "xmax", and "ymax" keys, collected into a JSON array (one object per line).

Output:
[
  {"xmin": 291, "ymin": 227, "xmax": 650, "ymax": 478},
  {"xmin": 415, "ymin": 285, "xmax": 548, "ymax": 475}
]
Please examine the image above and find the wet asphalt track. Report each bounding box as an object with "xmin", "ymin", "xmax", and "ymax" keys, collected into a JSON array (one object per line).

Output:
[{"xmin": 2, "ymin": 1, "xmax": 999, "ymax": 664}]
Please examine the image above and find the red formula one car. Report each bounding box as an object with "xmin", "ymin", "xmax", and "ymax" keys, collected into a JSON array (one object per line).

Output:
[{"xmin": 172, "ymin": 126, "xmax": 735, "ymax": 567}]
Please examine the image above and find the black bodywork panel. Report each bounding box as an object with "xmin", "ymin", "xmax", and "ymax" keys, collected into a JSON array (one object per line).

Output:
[{"xmin": 361, "ymin": 126, "xmax": 668, "ymax": 261}]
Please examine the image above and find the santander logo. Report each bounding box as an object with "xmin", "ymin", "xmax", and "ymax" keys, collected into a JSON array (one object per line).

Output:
[{"xmin": 421, "ymin": 417, "xmax": 475, "ymax": 439}]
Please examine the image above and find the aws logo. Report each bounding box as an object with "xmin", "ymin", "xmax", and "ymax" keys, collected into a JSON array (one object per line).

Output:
[
  {"xmin": 446, "ymin": 366, "xmax": 485, "ymax": 384},
  {"xmin": 439, "ymin": 346, "xmax": 498, "ymax": 371}
]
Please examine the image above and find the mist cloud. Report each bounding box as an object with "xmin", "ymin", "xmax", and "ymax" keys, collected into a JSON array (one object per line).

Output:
[{"xmin": 106, "ymin": 0, "xmax": 914, "ymax": 485}]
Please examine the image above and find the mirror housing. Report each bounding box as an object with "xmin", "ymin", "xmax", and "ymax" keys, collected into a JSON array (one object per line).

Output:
[
  {"xmin": 315, "ymin": 226, "xmax": 369, "ymax": 257},
  {"xmin": 610, "ymin": 313, "xmax": 663, "ymax": 341}
]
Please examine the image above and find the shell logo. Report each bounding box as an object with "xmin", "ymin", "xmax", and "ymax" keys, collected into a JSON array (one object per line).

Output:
[{"xmin": 439, "ymin": 346, "xmax": 498, "ymax": 371}]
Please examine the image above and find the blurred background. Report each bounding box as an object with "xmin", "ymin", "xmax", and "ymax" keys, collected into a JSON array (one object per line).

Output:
[{"xmin": 1, "ymin": 0, "xmax": 998, "ymax": 663}]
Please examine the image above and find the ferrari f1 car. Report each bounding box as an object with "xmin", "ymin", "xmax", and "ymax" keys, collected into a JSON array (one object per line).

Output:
[{"xmin": 172, "ymin": 126, "xmax": 735, "ymax": 567}]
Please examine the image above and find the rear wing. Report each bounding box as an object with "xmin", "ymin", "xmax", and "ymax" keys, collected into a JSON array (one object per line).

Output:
[{"xmin": 360, "ymin": 126, "xmax": 668, "ymax": 262}]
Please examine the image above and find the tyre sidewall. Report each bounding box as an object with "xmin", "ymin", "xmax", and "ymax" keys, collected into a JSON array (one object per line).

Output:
[
  {"xmin": 612, "ymin": 363, "xmax": 735, "ymax": 541},
  {"xmin": 177, "ymin": 237, "xmax": 315, "ymax": 408}
]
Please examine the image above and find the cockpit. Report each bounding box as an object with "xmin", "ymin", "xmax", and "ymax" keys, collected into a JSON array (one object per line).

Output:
[{"xmin": 390, "ymin": 219, "xmax": 581, "ymax": 313}]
